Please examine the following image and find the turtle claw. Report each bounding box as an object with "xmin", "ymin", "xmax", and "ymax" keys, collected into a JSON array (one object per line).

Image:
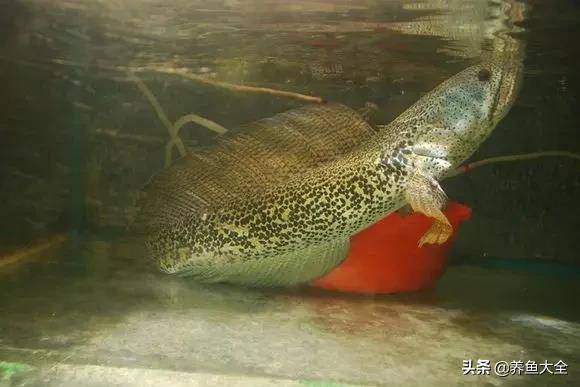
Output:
[{"xmin": 418, "ymin": 221, "xmax": 453, "ymax": 247}]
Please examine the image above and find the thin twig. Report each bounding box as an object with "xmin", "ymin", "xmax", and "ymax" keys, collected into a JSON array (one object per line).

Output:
[
  {"xmin": 445, "ymin": 151, "xmax": 580, "ymax": 179},
  {"xmin": 127, "ymin": 71, "xmax": 188, "ymax": 162},
  {"xmin": 127, "ymin": 71, "xmax": 228, "ymax": 166},
  {"xmin": 149, "ymin": 67, "xmax": 326, "ymax": 104},
  {"xmin": 173, "ymin": 113, "xmax": 228, "ymax": 136},
  {"xmin": 0, "ymin": 234, "xmax": 68, "ymax": 269},
  {"xmin": 94, "ymin": 128, "xmax": 166, "ymax": 144},
  {"xmin": 127, "ymin": 72, "xmax": 175, "ymax": 135}
]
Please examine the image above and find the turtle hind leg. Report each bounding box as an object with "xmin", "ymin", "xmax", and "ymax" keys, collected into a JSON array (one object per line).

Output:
[{"xmin": 404, "ymin": 171, "xmax": 452, "ymax": 247}]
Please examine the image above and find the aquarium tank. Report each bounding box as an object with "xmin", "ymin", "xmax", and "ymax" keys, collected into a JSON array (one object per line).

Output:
[{"xmin": 0, "ymin": 0, "xmax": 578, "ymax": 386}]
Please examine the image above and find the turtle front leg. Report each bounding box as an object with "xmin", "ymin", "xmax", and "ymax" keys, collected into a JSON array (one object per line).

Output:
[{"xmin": 404, "ymin": 171, "xmax": 452, "ymax": 247}]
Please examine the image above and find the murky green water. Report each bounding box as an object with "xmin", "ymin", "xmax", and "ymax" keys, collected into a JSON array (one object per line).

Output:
[
  {"xmin": 1, "ymin": 0, "xmax": 578, "ymax": 261},
  {"xmin": 0, "ymin": 0, "xmax": 579, "ymax": 385}
]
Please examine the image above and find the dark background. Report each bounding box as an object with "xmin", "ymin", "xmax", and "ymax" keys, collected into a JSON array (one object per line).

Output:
[{"xmin": 0, "ymin": 0, "xmax": 578, "ymax": 263}]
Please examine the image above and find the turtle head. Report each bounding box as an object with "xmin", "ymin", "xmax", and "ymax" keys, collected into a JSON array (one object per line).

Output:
[{"xmin": 407, "ymin": 59, "xmax": 524, "ymax": 171}]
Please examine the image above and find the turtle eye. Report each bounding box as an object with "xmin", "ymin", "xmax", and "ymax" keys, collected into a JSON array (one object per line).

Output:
[{"xmin": 478, "ymin": 68, "xmax": 492, "ymax": 82}]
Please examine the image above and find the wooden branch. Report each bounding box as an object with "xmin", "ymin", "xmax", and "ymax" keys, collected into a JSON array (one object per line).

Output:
[
  {"xmin": 445, "ymin": 151, "xmax": 580, "ymax": 179},
  {"xmin": 148, "ymin": 67, "xmax": 326, "ymax": 104}
]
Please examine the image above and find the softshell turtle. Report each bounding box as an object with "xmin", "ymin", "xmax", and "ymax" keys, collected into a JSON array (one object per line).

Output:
[{"xmin": 132, "ymin": 59, "xmax": 522, "ymax": 287}]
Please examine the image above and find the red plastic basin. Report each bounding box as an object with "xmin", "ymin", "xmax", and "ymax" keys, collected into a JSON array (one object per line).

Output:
[{"xmin": 311, "ymin": 202, "xmax": 472, "ymax": 294}]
